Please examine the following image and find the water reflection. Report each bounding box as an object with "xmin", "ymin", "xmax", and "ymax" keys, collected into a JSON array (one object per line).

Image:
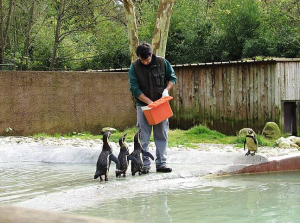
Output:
[
  {"xmin": 1, "ymin": 162, "xmax": 300, "ymax": 223},
  {"xmin": 76, "ymin": 172, "xmax": 300, "ymax": 223},
  {"xmin": 0, "ymin": 162, "xmax": 95, "ymax": 204}
]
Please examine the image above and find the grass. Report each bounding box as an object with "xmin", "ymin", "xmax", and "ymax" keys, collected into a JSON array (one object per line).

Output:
[{"xmin": 33, "ymin": 125, "xmax": 277, "ymax": 149}]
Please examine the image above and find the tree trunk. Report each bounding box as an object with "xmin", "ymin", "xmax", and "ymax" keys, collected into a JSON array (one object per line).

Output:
[
  {"xmin": 20, "ymin": 0, "xmax": 35, "ymax": 70},
  {"xmin": 50, "ymin": 0, "xmax": 65, "ymax": 70},
  {"xmin": 123, "ymin": 0, "xmax": 139, "ymax": 62},
  {"xmin": 0, "ymin": 0, "xmax": 4, "ymax": 64},
  {"xmin": 152, "ymin": 0, "xmax": 175, "ymax": 57},
  {"xmin": 0, "ymin": 0, "xmax": 13, "ymax": 64}
]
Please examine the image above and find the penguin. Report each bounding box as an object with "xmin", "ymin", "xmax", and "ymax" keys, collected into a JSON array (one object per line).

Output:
[
  {"xmin": 94, "ymin": 131, "xmax": 120, "ymax": 181},
  {"xmin": 116, "ymin": 133, "xmax": 138, "ymax": 177},
  {"xmin": 244, "ymin": 129, "xmax": 258, "ymax": 156},
  {"xmin": 130, "ymin": 129, "xmax": 155, "ymax": 176}
]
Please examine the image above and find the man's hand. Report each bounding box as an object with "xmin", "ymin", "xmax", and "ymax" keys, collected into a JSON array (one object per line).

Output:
[{"xmin": 162, "ymin": 89, "xmax": 169, "ymax": 97}]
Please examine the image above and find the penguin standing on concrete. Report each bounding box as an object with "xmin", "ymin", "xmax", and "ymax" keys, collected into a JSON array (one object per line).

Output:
[
  {"xmin": 130, "ymin": 129, "xmax": 154, "ymax": 175},
  {"xmin": 244, "ymin": 129, "xmax": 258, "ymax": 156},
  {"xmin": 117, "ymin": 133, "xmax": 138, "ymax": 177},
  {"xmin": 94, "ymin": 131, "xmax": 120, "ymax": 181}
]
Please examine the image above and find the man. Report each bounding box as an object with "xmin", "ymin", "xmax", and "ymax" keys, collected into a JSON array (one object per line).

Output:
[{"xmin": 128, "ymin": 41, "xmax": 177, "ymax": 173}]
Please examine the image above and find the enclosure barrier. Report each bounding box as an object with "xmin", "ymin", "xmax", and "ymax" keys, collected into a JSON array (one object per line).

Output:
[
  {"xmin": 0, "ymin": 205, "xmax": 131, "ymax": 223},
  {"xmin": 0, "ymin": 58, "xmax": 299, "ymax": 136},
  {"xmin": 229, "ymin": 155, "xmax": 300, "ymax": 175}
]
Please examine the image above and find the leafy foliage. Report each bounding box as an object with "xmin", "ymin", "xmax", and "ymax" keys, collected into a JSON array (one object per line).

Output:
[
  {"xmin": 1, "ymin": 0, "xmax": 299, "ymax": 70},
  {"xmin": 33, "ymin": 125, "xmax": 276, "ymax": 149}
]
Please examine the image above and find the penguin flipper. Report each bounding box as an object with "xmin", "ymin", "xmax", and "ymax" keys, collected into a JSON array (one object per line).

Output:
[
  {"xmin": 110, "ymin": 154, "xmax": 120, "ymax": 170},
  {"xmin": 254, "ymin": 136, "xmax": 258, "ymax": 145},
  {"xmin": 94, "ymin": 171, "xmax": 100, "ymax": 179},
  {"xmin": 127, "ymin": 155, "xmax": 139, "ymax": 165},
  {"xmin": 244, "ymin": 139, "xmax": 246, "ymax": 151},
  {"xmin": 142, "ymin": 150, "xmax": 155, "ymax": 160}
]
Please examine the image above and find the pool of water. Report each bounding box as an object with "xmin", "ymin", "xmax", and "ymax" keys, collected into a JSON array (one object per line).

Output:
[
  {"xmin": 0, "ymin": 162, "xmax": 95, "ymax": 204},
  {"xmin": 76, "ymin": 172, "xmax": 300, "ymax": 223},
  {"xmin": 1, "ymin": 162, "xmax": 300, "ymax": 223}
]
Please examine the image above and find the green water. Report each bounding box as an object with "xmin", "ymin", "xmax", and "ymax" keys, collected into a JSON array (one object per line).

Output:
[
  {"xmin": 1, "ymin": 162, "xmax": 300, "ymax": 223},
  {"xmin": 76, "ymin": 172, "xmax": 300, "ymax": 223},
  {"xmin": 0, "ymin": 162, "xmax": 95, "ymax": 204}
]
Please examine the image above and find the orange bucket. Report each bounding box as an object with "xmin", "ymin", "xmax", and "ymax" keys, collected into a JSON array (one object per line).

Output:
[{"xmin": 143, "ymin": 96, "xmax": 173, "ymax": 125}]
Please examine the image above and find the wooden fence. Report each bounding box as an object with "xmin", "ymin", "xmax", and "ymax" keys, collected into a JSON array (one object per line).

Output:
[
  {"xmin": 0, "ymin": 59, "xmax": 299, "ymax": 136},
  {"xmin": 171, "ymin": 59, "xmax": 300, "ymax": 135}
]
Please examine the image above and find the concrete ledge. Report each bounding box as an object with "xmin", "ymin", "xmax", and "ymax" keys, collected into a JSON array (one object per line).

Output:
[
  {"xmin": 0, "ymin": 205, "xmax": 130, "ymax": 223},
  {"xmin": 228, "ymin": 155, "xmax": 300, "ymax": 175}
]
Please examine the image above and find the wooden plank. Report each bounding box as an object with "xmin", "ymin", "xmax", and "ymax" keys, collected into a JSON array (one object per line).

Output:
[
  {"xmin": 297, "ymin": 63, "xmax": 300, "ymax": 99},
  {"xmin": 276, "ymin": 62, "xmax": 282, "ymax": 123},
  {"xmin": 217, "ymin": 65, "xmax": 225, "ymax": 130},
  {"xmin": 188, "ymin": 67, "xmax": 195, "ymax": 124},
  {"xmin": 240, "ymin": 65, "xmax": 246, "ymax": 122},
  {"xmin": 186, "ymin": 67, "xmax": 192, "ymax": 109},
  {"xmin": 224, "ymin": 65, "xmax": 230, "ymax": 119},
  {"xmin": 249, "ymin": 64, "xmax": 254, "ymax": 127},
  {"xmin": 215, "ymin": 65, "xmax": 222, "ymax": 122},
  {"xmin": 205, "ymin": 65, "xmax": 212, "ymax": 124},
  {"xmin": 192, "ymin": 66, "xmax": 200, "ymax": 125},
  {"xmin": 199, "ymin": 66, "xmax": 206, "ymax": 125},
  {"xmin": 180, "ymin": 67, "xmax": 186, "ymax": 126},
  {"xmin": 242, "ymin": 65, "xmax": 249, "ymax": 123},
  {"xmin": 285, "ymin": 62, "xmax": 291, "ymax": 99},
  {"xmin": 211, "ymin": 65, "xmax": 217, "ymax": 125},
  {"xmin": 260, "ymin": 63, "xmax": 266, "ymax": 125},
  {"xmin": 289, "ymin": 62, "xmax": 296, "ymax": 100},
  {"xmin": 271, "ymin": 64, "xmax": 278, "ymax": 121},
  {"xmin": 255, "ymin": 64, "xmax": 261, "ymax": 130},
  {"xmin": 236, "ymin": 65, "xmax": 242, "ymax": 123},
  {"xmin": 230, "ymin": 65, "xmax": 235, "ymax": 123},
  {"xmin": 267, "ymin": 63, "xmax": 272, "ymax": 120},
  {"xmin": 280, "ymin": 62, "xmax": 286, "ymax": 100}
]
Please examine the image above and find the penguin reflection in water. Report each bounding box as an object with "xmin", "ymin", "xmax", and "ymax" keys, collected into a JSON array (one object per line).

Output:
[
  {"xmin": 94, "ymin": 131, "xmax": 121, "ymax": 181},
  {"xmin": 130, "ymin": 129, "xmax": 155, "ymax": 175},
  {"xmin": 116, "ymin": 134, "xmax": 138, "ymax": 177},
  {"xmin": 244, "ymin": 129, "xmax": 258, "ymax": 156}
]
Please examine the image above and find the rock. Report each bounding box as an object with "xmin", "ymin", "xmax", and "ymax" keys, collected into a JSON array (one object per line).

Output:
[
  {"xmin": 101, "ymin": 127, "xmax": 117, "ymax": 133},
  {"xmin": 278, "ymin": 141, "xmax": 291, "ymax": 148},
  {"xmin": 275, "ymin": 137, "xmax": 285, "ymax": 145},
  {"xmin": 291, "ymin": 143, "xmax": 299, "ymax": 148},
  {"xmin": 262, "ymin": 122, "xmax": 281, "ymax": 139},
  {"xmin": 275, "ymin": 137, "xmax": 299, "ymax": 148},
  {"xmin": 288, "ymin": 136, "xmax": 300, "ymax": 146}
]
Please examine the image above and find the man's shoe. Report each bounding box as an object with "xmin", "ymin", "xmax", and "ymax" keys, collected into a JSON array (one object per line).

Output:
[
  {"xmin": 156, "ymin": 166, "xmax": 172, "ymax": 173},
  {"xmin": 141, "ymin": 167, "xmax": 150, "ymax": 174}
]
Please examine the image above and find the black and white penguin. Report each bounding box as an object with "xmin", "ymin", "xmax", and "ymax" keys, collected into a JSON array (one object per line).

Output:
[
  {"xmin": 244, "ymin": 129, "xmax": 258, "ymax": 156},
  {"xmin": 117, "ymin": 133, "xmax": 138, "ymax": 177},
  {"xmin": 130, "ymin": 129, "xmax": 154, "ymax": 176},
  {"xmin": 94, "ymin": 131, "xmax": 120, "ymax": 181}
]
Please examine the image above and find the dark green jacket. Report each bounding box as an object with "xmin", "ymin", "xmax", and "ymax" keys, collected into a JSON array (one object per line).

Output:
[{"xmin": 128, "ymin": 54, "xmax": 177, "ymax": 106}]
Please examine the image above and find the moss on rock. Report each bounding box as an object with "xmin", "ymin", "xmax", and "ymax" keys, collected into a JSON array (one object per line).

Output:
[{"xmin": 262, "ymin": 122, "xmax": 281, "ymax": 139}]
